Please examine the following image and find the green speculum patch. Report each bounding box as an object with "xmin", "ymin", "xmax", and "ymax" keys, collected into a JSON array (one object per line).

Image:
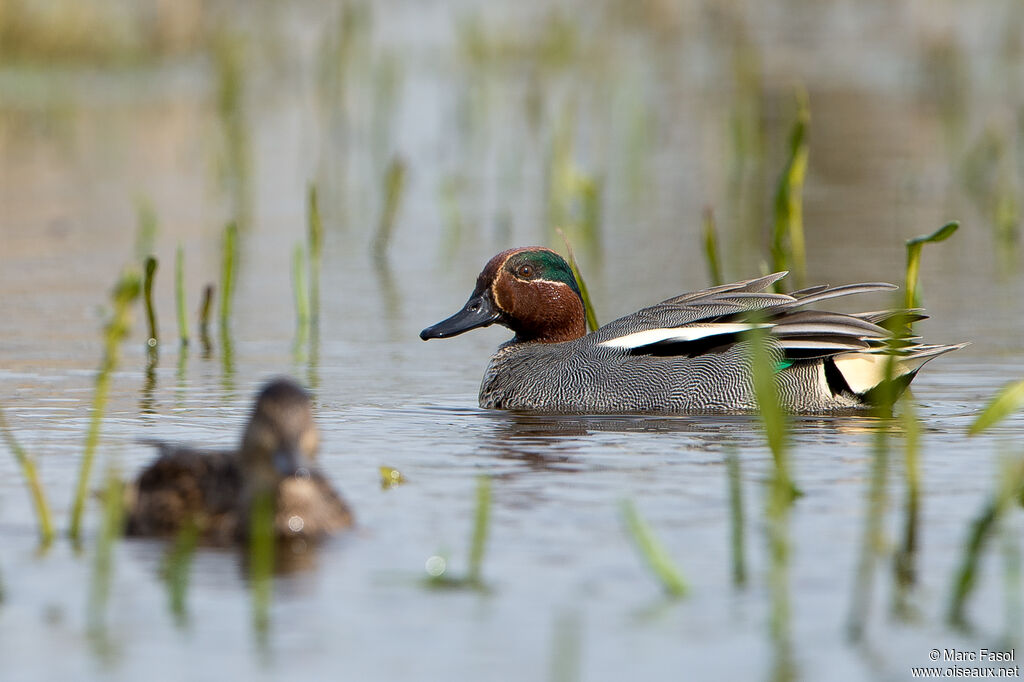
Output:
[{"xmin": 508, "ymin": 251, "xmax": 582, "ymax": 298}]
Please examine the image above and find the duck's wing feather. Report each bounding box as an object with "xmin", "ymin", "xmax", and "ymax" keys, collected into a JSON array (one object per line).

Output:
[
  {"xmin": 594, "ymin": 272, "xmax": 794, "ymax": 342},
  {"xmin": 124, "ymin": 444, "xmax": 241, "ymax": 539},
  {"xmin": 594, "ymin": 274, "xmax": 903, "ymax": 360}
]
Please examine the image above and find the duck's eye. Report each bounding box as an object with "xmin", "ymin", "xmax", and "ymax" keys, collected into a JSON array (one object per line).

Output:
[{"xmin": 516, "ymin": 264, "xmax": 534, "ymax": 278}]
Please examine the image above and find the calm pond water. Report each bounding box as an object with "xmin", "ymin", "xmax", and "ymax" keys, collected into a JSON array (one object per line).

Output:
[{"xmin": 1, "ymin": 1, "xmax": 1023, "ymax": 680}]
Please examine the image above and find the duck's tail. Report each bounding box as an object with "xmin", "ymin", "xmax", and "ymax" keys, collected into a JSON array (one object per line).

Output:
[{"xmin": 827, "ymin": 342, "xmax": 969, "ymax": 403}]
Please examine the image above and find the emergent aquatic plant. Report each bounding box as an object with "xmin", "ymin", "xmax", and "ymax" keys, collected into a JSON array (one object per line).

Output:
[
  {"xmin": 948, "ymin": 380, "xmax": 1024, "ymax": 627},
  {"xmin": 175, "ymin": 245, "xmax": 189, "ymax": 347},
  {"xmin": 702, "ymin": 207, "xmax": 724, "ymax": 287},
  {"xmin": 143, "ymin": 256, "xmax": 158, "ymax": 349},
  {"xmin": 904, "ymin": 221, "xmax": 959, "ymax": 309},
  {"xmin": 620, "ymin": 499, "xmax": 688, "ymax": 598},
  {"xmin": 69, "ymin": 269, "xmax": 141, "ymax": 543},
  {"xmin": 556, "ymin": 228, "xmax": 599, "ymax": 332},
  {"xmin": 770, "ymin": 88, "xmax": 809, "ymax": 291},
  {"xmin": 0, "ymin": 406, "xmax": 55, "ymax": 547}
]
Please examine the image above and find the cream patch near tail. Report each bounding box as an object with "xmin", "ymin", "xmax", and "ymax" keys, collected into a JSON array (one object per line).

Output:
[{"xmin": 833, "ymin": 344, "xmax": 968, "ymax": 395}]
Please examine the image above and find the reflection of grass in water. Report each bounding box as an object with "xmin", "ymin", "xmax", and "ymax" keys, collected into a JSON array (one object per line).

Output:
[
  {"xmin": 747, "ymin": 324, "xmax": 796, "ymax": 680},
  {"xmin": 620, "ymin": 499, "xmax": 688, "ymax": 599},
  {"xmin": 726, "ymin": 448, "xmax": 746, "ymax": 587},
  {"xmin": 548, "ymin": 610, "xmax": 582, "ymax": 682},
  {"xmin": 249, "ymin": 491, "xmax": 275, "ymax": 646},
  {"xmin": 846, "ymin": 414, "xmax": 892, "ymax": 642},
  {"xmin": 372, "ymin": 157, "xmax": 407, "ymax": 263},
  {"xmin": 0, "ymin": 406, "xmax": 55, "ymax": 548},
  {"xmin": 69, "ymin": 269, "xmax": 141, "ymax": 544},
  {"xmin": 87, "ymin": 469, "xmax": 124, "ymax": 665},
  {"xmin": 892, "ymin": 400, "xmax": 921, "ymax": 621},
  {"xmin": 161, "ymin": 520, "xmax": 199, "ymax": 629},
  {"xmin": 424, "ymin": 476, "xmax": 492, "ymax": 591}
]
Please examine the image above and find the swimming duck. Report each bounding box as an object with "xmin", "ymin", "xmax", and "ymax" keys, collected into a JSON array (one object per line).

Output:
[
  {"xmin": 420, "ymin": 247, "xmax": 964, "ymax": 413},
  {"xmin": 125, "ymin": 378, "xmax": 352, "ymax": 545}
]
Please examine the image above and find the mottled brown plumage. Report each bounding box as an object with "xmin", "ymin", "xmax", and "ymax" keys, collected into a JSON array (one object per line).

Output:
[{"xmin": 124, "ymin": 378, "xmax": 352, "ymax": 545}]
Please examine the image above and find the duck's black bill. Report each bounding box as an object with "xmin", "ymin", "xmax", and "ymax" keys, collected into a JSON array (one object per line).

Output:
[
  {"xmin": 273, "ymin": 447, "xmax": 312, "ymax": 477},
  {"xmin": 420, "ymin": 294, "xmax": 499, "ymax": 340}
]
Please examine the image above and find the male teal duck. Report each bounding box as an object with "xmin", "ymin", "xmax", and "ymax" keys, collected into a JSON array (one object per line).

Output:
[
  {"xmin": 420, "ymin": 247, "xmax": 964, "ymax": 413},
  {"xmin": 125, "ymin": 378, "xmax": 353, "ymax": 545}
]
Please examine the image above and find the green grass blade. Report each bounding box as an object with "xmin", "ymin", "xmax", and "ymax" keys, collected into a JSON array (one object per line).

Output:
[
  {"xmin": 198, "ymin": 283, "xmax": 214, "ymax": 356},
  {"xmin": 0, "ymin": 406, "xmax": 55, "ymax": 547},
  {"xmin": 702, "ymin": 207, "xmax": 723, "ymax": 286},
  {"xmin": 620, "ymin": 499, "xmax": 688, "ymax": 598},
  {"xmin": 557, "ymin": 228, "xmax": 599, "ymax": 331},
  {"xmin": 143, "ymin": 256, "xmax": 158, "ymax": 347},
  {"xmin": 726, "ymin": 449, "xmax": 747, "ymax": 586},
  {"xmin": 219, "ymin": 221, "xmax": 238, "ymax": 333},
  {"xmin": 968, "ymin": 379, "xmax": 1024, "ymax": 436},
  {"xmin": 904, "ymin": 221, "xmax": 959, "ymax": 309},
  {"xmin": 467, "ymin": 476, "xmax": 492, "ymax": 586},
  {"xmin": 292, "ymin": 242, "xmax": 310, "ymax": 342},
  {"xmin": 308, "ymin": 183, "xmax": 323, "ymax": 330},
  {"xmin": 770, "ymin": 87, "xmax": 810, "ymax": 290},
  {"xmin": 69, "ymin": 269, "xmax": 141, "ymax": 543},
  {"xmin": 175, "ymin": 245, "xmax": 189, "ymax": 347},
  {"xmin": 746, "ymin": 326, "xmax": 790, "ymax": 480},
  {"xmin": 134, "ymin": 198, "xmax": 157, "ymax": 262}
]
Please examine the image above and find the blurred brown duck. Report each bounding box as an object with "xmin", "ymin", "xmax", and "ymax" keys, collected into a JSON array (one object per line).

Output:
[{"xmin": 124, "ymin": 378, "xmax": 352, "ymax": 545}]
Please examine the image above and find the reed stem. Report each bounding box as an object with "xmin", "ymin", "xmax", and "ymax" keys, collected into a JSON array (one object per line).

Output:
[
  {"xmin": 69, "ymin": 270, "xmax": 141, "ymax": 543},
  {"xmin": 0, "ymin": 406, "xmax": 55, "ymax": 547}
]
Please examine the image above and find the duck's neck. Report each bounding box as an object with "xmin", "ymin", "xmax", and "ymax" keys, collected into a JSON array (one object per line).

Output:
[{"xmin": 507, "ymin": 295, "xmax": 586, "ymax": 343}]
